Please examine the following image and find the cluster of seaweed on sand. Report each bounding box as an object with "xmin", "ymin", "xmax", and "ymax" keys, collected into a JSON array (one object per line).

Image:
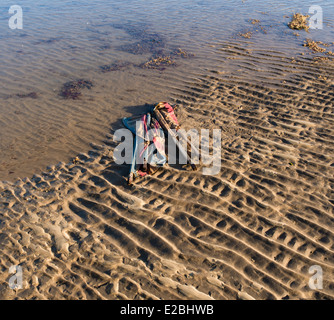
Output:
[
  {"xmin": 115, "ymin": 24, "xmax": 167, "ymax": 56},
  {"xmin": 302, "ymin": 39, "xmax": 334, "ymax": 64},
  {"xmin": 118, "ymin": 40, "xmax": 165, "ymax": 55},
  {"xmin": 239, "ymin": 31, "xmax": 252, "ymax": 39},
  {"xmin": 99, "ymin": 47, "xmax": 194, "ymax": 73},
  {"xmin": 288, "ymin": 13, "xmax": 310, "ymax": 31},
  {"xmin": 313, "ymin": 56, "xmax": 332, "ymax": 63},
  {"xmin": 140, "ymin": 55, "xmax": 176, "ymax": 71},
  {"xmin": 238, "ymin": 18, "xmax": 268, "ymax": 39},
  {"xmin": 250, "ymin": 19, "xmax": 260, "ymax": 25},
  {"xmin": 286, "ymin": 13, "xmax": 333, "ymax": 64},
  {"xmin": 170, "ymin": 48, "xmax": 195, "ymax": 58},
  {"xmin": 303, "ymin": 39, "xmax": 334, "ymax": 55},
  {"xmin": 304, "ymin": 39, "xmax": 327, "ymax": 53},
  {"xmin": 59, "ymin": 79, "xmax": 93, "ymax": 100},
  {"xmin": 139, "ymin": 48, "xmax": 194, "ymax": 71},
  {"xmin": 113, "ymin": 24, "xmax": 194, "ymax": 71}
]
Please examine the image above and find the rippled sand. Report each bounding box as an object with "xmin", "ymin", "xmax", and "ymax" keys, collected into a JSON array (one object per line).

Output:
[{"xmin": 0, "ymin": 1, "xmax": 334, "ymax": 300}]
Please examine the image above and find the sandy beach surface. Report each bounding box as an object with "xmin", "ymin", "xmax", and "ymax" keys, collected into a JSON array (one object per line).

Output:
[{"xmin": 0, "ymin": 1, "xmax": 334, "ymax": 300}]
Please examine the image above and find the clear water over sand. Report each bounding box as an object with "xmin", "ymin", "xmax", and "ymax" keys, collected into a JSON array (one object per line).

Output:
[
  {"xmin": 0, "ymin": 0, "xmax": 333, "ymax": 181},
  {"xmin": 0, "ymin": 0, "xmax": 334, "ymax": 300}
]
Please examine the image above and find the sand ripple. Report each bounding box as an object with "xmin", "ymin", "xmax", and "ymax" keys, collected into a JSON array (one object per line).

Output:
[{"xmin": 0, "ymin": 3, "xmax": 334, "ymax": 299}]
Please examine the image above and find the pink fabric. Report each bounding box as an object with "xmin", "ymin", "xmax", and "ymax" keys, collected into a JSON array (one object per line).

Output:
[
  {"xmin": 139, "ymin": 144, "xmax": 148, "ymax": 158},
  {"xmin": 137, "ymin": 170, "xmax": 147, "ymax": 177},
  {"xmin": 164, "ymin": 102, "xmax": 179, "ymax": 126},
  {"xmin": 153, "ymin": 136, "xmax": 164, "ymax": 152}
]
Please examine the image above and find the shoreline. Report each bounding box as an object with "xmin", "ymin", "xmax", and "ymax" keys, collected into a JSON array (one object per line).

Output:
[
  {"xmin": 1, "ymin": 45, "xmax": 334, "ymax": 298},
  {"xmin": 1, "ymin": 5, "xmax": 334, "ymax": 299}
]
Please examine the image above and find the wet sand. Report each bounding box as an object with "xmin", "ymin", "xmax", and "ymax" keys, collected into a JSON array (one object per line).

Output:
[
  {"xmin": 0, "ymin": 1, "xmax": 334, "ymax": 300},
  {"xmin": 1, "ymin": 36, "xmax": 334, "ymax": 300}
]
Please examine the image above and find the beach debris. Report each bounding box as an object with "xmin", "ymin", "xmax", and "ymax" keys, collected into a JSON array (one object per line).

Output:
[
  {"xmin": 116, "ymin": 27, "xmax": 166, "ymax": 55},
  {"xmin": 170, "ymin": 48, "xmax": 195, "ymax": 59},
  {"xmin": 113, "ymin": 23, "xmax": 194, "ymax": 72},
  {"xmin": 139, "ymin": 48, "xmax": 194, "ymax": 71},
  {"xmin": 288, "ymin": 13, "xmax": 310, "ymax": 31},
  {"xmin": 122, "ymin": 112, "xmax": 166, "ymax": 184},
  {"xmin": 238, "ymin": 31, "xmax": 252, "ymax": 39},
  {"xmin": 112, "ymin": 23, "xmax": 165, "ymax": 46},
  {"xmin": 140, "ymin": 55, "xmax": 176, "ymax": 71},
  {"xmin": 304, "ymin": 39, "xmax": 327, "ymax": 53},
  {"xmin": 122, "ymin": 102, "xmax": 199, "ymax": 184},
  {"xmin": 250, "ymin": 19, "xmax": 260, "ymax": 25},
  {"xmin": 59, "ymin": 79, "xmax": 93, "ymax": 100},
  {"xmin": 313, "ymin": 56, "xmax": 331, "ymax": 63},
  {"xmin": 239, "ymin": 19, "xmax": 267, "ymax": 39},
  {"xmin": 302, "ymin": 39, "xmax": 334, "ymax": 63}
]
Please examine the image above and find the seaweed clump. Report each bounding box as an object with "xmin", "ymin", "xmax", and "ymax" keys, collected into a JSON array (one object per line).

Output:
[
  {"xmin": 119, "ymin": 40, "xmax": 165, "ymax": 55},
  {"xmin": 140, "ymin": 55, "xmax": 176, "ymax": 71},
  {"xmin": 239, "ymin": 31, "xmax": 252, "ymax": 39},
  {"xmin": 313, "ymin": 56, "xmax": 331, "ymax": 63},
  {"xmin": 303, "ymin": 40, "xmax": 334, "ymax": 63},
  {"xmin": 304, "ymin": 39, "xmax": 327, "ymax": 53},
  {"xmin": 288, "ymin": 13, "xmax": 310, "ymax": 31},
  {"xmin": 250, "ymin": 19, "xmax": 260, "ymax": 25},
  {"xmin": 111, "ymin": 24, "xmax": 166, "ymax": 55},
  {"xmin": 170, "ymin": 48, "xmax": 195, "ymax": 59},
  {"xmin": 59, "ymin": 79, "xmax": 93, "ymax": 100},
  {"xmin": 117, "ymin": 32, "xmax": 166, "ymax": 55}
]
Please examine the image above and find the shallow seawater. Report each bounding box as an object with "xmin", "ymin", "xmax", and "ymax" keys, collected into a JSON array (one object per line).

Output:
[{"xmin": 0, "ymin": 0, "xmax": 333, "ymax": 181}]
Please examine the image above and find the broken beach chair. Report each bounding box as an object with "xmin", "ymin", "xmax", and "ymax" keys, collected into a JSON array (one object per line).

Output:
[
  {"xmin": 152, "ymin": 102, "xmax": 200, "ymax": 171},
  {"xmin": 122, "ymin": 112, "xmax": 167, "ymax": 184},
  {"xmin": 122, "ymin": 102, "xmax": 200, "ymax": 184}
]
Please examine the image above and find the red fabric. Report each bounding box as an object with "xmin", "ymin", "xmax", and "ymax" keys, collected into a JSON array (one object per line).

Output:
[
  {"xmin": 164, "ymin": 102, "xmax": 179, "ymax": 126},
  {"xmin": 137, "ymin": 170, "xmax": 147, "ymax": 177}
]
